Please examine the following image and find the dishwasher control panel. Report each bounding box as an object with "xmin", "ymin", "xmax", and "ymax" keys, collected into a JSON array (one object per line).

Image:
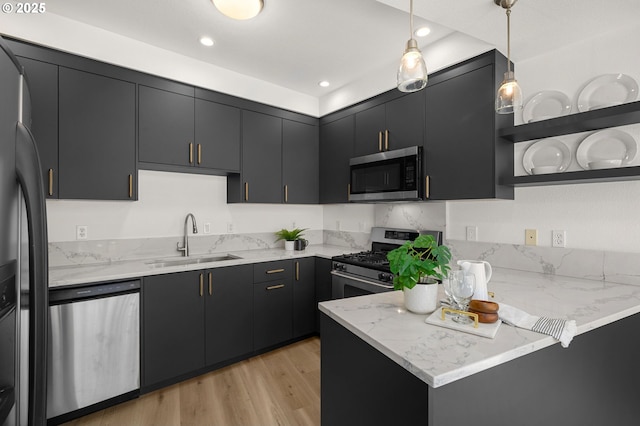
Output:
[{"xmin": 49, "ymin": 280, "xmax": 140, "ymax": 304}]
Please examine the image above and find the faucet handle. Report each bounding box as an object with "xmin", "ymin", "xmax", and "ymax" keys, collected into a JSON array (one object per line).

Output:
[{"xmin": 177, "ymin": 241, "xmax": 186, "ymax": 253}]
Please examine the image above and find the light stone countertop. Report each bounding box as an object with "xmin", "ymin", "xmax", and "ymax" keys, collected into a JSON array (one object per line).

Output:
[
  {"xmin": 318, "ymin": 267, "xmax": 640, "ymax": 388},
  {"xmin": 49, "ymin": 244, "xmax": 350, "ymax": 288}
]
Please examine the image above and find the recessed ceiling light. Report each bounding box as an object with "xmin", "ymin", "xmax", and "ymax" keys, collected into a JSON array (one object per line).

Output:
[
  {"xmin": 318, "ymin": 81, "xmax": 330, "ymax": 88},
  {"xmin": 200, "ymin": 37, "xmax": 214, "ymax": 47},
  {"xmin": 212, "ymin": 0, "xmax": 264, "ymax": 20},
  {"xmin": 414, "ymin": 26, "xmax": 431, "ymax": 37}
]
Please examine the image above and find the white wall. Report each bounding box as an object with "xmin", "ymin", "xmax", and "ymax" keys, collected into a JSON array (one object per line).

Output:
[
  {"xmin": 447, "ymin": 23, "xmax": 640, "ymax": 253},
  {"xmin": 47, "ymin": 170, "xmax": 323, "ymax": 242}
]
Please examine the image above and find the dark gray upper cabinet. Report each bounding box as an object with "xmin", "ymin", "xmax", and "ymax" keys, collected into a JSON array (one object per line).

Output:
[
  {"xmin": 229, "ymin": 110, "xmax": 283, "ymax": 203},
  {"xmin": 139, "ymin": 85, "xmax": 195, "ymax": 168},
  {"xmin": 58, "ymin": 67, "xmax": 136, "ymax": 200},
  {"xmin": 354, "ymin": 91, "xmax": 425, "ymax": 157},
  {"xmin": 19, "ymin": 57, "xmax": 58, "ymax": 199},
  {"xmin": 282, "ymin": 119, "xmax": 319, "ymax": 204},
  {"xmin": 204, "ymin": 265, "xmax": 253, "ymax": 366},
  {"xmin": 319, "ymin": 115, "xmax": 354, "ymax": 203},
  {"xmin": 424, "ymin": 50, "xmax": 513, "ymax": 200},
  {"xmin": 194, "ymin": 99, "xmax": 240, "ymax": 172}
]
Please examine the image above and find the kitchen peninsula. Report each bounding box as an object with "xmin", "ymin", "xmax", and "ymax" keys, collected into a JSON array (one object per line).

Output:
[{"xmin": 319, "ymin": 268, "xmax": 640, "ymax": 426}]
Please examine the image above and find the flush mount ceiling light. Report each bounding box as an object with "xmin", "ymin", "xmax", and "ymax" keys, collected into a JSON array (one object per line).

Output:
[
  {"xmin": 318, "ymin": 81, "xmax": 330, "ymax": 88},
  {"xmin": 414, "ymin": 26, "xmax": 431, "ymax": 37},
  {"xmin": 212, "ymin": 0, "xmax": 263, "ymax": 20},
  {"xmin": 495, "ymin": 0, "xmax": 523, "ymax": 114},
  {"xmin": 397, "ymin": 0, "xmax": 428, "ymax": 93}
]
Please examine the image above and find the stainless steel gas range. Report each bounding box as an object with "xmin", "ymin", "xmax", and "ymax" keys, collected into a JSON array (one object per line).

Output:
[{"xmin": 331, "ymin": 227, "xmax": 443, "ymax": 299}]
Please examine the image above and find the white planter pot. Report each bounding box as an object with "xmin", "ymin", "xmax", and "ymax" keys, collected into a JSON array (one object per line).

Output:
[
  {"xmin": 403, "ymin": 278, "xmax": 438, "ymax": 314},
  {"xmin": 284, "ymin": 240, "xmax": 295, "ymax": 251}
]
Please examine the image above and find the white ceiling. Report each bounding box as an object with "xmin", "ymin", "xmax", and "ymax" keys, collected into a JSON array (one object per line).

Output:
[{"xmin": 43, "ymin": 0, "xmax": 640, "ymax": 98}]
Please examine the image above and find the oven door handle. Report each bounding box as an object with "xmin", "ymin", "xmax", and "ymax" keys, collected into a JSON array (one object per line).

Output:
[{"xmin": 330, "ymin": 270, "xmax": 395, "ymax": 290}]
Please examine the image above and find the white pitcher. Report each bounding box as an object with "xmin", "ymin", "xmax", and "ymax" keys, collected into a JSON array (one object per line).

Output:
[{"xmin": 457, "ymin": 260, "xmax": 492, "ymax": 301}]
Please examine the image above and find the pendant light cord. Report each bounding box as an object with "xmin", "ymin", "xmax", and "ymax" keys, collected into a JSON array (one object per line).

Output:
[
  {"xmin": 409, "ymin": 0, "xmax": 414, "ymax": 39},
  {"xmin": 506, "ymin": 7, "xmax": 512, "ymax": 73}
]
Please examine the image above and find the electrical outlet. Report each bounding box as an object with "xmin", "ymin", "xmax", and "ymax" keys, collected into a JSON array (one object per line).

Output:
[
  {"xmin": 466, "ymin": 226, "xmax": 478, "ymax": 241},
  {"xmin": 525, "ymin": 229, "xmax": 537, "ymax": 246},
  {"xmin": 76, "ymin": 225, "xmax": 88, "ymax": 240},
  {"xmin": 226, "ymin": 222, "xmax": 234, "ymax": 233},
  {"xmin": 204, "ymin": 222, "xmax": 211, "ymax": 234},
  {"xmin": 552, "ymin": 230, "xmax": 566, "ymax": 248}
]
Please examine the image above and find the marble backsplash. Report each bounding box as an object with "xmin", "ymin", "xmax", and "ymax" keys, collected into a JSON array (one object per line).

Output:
[
  {"xmin": 48, "ymin": 229, "xmax": 371, "ymax": 268},
  {"xmin": 447, "ymin": 239, "xmax": 640, "ymax": 287}
]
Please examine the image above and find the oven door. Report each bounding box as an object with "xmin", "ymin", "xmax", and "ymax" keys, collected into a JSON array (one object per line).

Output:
[{"xmin": 331, "ymin": 270, "xmax": 394, "ymax": 299}]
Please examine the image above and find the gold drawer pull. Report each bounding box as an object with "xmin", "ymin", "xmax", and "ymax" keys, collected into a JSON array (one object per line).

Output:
[
  {"xmin": 266, "ymin": 268, "xmax": 285, "ymax": 274},
  {"xmin": 208, "ymin": 272, "xmax": 212, "ymax": 296},
  {"xmin": 128, "ymin": 174, "xmax": 133, "ymax": 198},
  {"xmin": 266, "ymin": 284, "xmax": 285, "ymax": 290},
  {"xmin": 199, "ymin": 273, "xmax": 204, "ymax": 297},
  {"xmin": 48, "ymin": 168, "xmax": 53, "ymax": 196}
]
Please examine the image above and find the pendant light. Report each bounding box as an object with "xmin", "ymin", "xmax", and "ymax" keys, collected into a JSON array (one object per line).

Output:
[
  {"xmin": 397, "ymin": 0, "xmax": 428, "ymax": 92},
  {"xmin": 495, "ymin": 0, "xmax": 523, "ymax": 114},
  {"xmin": 212, "ymin": 0, "xmax": 263, "ymax": 20}
]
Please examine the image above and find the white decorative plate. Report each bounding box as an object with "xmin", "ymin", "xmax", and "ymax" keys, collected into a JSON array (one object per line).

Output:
[
  {"xmin": 522, "ymin": 139, "xmax": 571, "ymax": 175},
  {"xmin": 576, "ymin": 129, "xmax": 638, "ymax": 170},
  {"xmin": 522, "ymin": 91, "xmax": 572, "ymax": 123},
  {"xmin": 577, "ymin": 74, "xmax": 639, "ymax": 112}
]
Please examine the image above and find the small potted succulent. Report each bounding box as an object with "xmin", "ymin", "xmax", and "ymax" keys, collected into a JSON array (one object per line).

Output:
[
  {"xmin": 275, "ymin": 228, "xmax": 307, "ymax": 251},
  {"xmin": 387, "ymin": 234, "xmax": 451, "ymax": 314}
]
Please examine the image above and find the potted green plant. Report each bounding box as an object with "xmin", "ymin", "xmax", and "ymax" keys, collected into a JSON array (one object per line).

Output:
[
  {"xmin": 275, "ymin": 228, "xmax": 307, "ymax": 251},
  {"xmin": 386, "ymin": 234, "xmax": 451, "ymax": 314}
]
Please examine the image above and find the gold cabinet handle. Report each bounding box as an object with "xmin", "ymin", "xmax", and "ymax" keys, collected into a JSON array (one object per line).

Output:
[
  {"xmin": 425, "ymin": 175, "xmax": 430, "ymax": 199},
  {"xmin": 199, "ymin": 273, "xmax": 204, "ymax": 297},
  {"xmin": 347, "ymin": 183, "xmax": 351, "ymax": 202},
  {"xmin": 266, "ymin": 268, "xmax": 285, "ymax": 274},
  {"xmin": 189, "ymin": 142, "xmax": 194, "ymax": 164},
  {"xmin": 295, "ymin": 261, "xmax": 300, "ymax": 281},
  {"xmin": 197, "ymin": 144, "xmax": 202, "ymax": 165},
  {"xmin": 266, "ymin": 284, "xmax": 285, "ymax": 290},
  {"xmin": 384, "ymin": 129, "xmax": 389, "ymax": 151},
  {"xmin": 284, "ymin": 184, "xmax": 288, "ymax": 203},
  {"xmin": 244, "ymin": 182, "xmax": 249, "ymax": 201},
  {"xmin": 378, "ymin": 131, "xmax": 382, "ymax": 151},
  {"xmin": 128, "ymin": 174, "xmax": 133, "ymax": 198},
  {"xmin": 208, "ymin": 272, "xmax": 212, "ymax": 296},
  {"xmin": 48, "ymin": 169, "xmax": 53, "ymax": 196}
]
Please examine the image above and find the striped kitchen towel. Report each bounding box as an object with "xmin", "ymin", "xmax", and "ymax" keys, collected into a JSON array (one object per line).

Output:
[{"xmin": 498, "ymin": 303, "xmax": 577, "ymax": 348}]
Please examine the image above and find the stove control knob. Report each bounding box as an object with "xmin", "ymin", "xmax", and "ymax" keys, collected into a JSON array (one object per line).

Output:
[
  {"xmin": 334, "ymin": 263, "xmax": 346, "ymax": 271},
  {"xmin": 378, "ymin": 272, "xmax": 393, "ymax": 282}
]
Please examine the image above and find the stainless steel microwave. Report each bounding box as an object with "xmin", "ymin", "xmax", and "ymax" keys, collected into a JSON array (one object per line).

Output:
[{"xmin": 349, "ymin": 146, "xmax": 423, "ymax": 202}]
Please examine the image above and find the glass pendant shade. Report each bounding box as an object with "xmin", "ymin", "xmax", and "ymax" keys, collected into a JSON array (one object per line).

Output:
[
  {"xmin": 495, "ymin": 70, "xmax": 523, "ymax": 114},
  {"xmin": 212, "ymin": 0, "xmax": 263, "ymax": 20},
  {"xmin": 397, "ymin": 39, "xmax": 428, "ymax": 93}
]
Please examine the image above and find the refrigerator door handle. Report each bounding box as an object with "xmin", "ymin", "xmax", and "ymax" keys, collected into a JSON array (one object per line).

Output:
[{"xmin": 15, "ymin": 121, "xmax": 48, "ymax": 426}]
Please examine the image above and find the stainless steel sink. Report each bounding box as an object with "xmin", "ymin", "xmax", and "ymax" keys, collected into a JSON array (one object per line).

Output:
[{"xmin": 145, "ymin": 254, "xmax": 242, "ymax": 268}]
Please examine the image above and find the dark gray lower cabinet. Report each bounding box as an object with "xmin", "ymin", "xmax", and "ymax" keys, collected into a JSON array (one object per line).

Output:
[
  {"xmin": 314, "ymin": 257, "xmax": 333, "ymax": 333},
  {"xmin": 142, "ymin": 271, "xmax": 205, "ymax": 388},
  {"xmin": 204, "ymin": 265, "xmax": 253, "ymax": 366},
  {"xmin": 253, "ymin": 265, "xmax": 293, "ymax": 350},
  {"xmin": 293, "ymin": 258, "xmax": 316, "ymax": 337}
]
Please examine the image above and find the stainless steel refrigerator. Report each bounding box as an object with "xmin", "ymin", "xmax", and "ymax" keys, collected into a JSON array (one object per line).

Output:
[{"xmin": 0, "ymin": 37, "xmax": 49, "ymax": 426}]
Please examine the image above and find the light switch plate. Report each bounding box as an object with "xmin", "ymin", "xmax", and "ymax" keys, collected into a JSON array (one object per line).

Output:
[{"xmin": 525, "ymin": 229, "xmax": 537, "ymax": 246}]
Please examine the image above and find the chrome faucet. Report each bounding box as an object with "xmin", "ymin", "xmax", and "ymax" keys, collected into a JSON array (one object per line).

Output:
[{"xmin": 177, "ymin": 213, "xmax": 198, "ymax": 257}]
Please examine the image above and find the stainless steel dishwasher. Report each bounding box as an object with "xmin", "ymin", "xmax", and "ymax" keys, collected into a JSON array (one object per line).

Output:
[{"xmin": 47, "ymin": 280, "xmax": 140, "ymax": 420}]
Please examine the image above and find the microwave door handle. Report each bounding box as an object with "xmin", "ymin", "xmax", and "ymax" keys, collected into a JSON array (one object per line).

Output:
[{"xmin": 15, "ymin": 121, "xmax": 49, "ymax": 425}]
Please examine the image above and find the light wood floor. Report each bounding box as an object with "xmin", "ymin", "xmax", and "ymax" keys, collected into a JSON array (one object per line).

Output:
[{"xmin": 64, "ymin": 337, "xmax": 321, "ymax": 426}]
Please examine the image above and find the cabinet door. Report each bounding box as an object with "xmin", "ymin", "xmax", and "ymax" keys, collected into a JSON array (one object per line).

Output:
[
  {"xmin": 142, "ymin": 271, "xmax": 205, "ymax": 387},
  {"xmin": 204, "ymin": 265, "xmax": 253, "ymax": 366},
  {"xmin": 314, "ymin": 257, "xmax": 333, "ymax": 333},
  {"xmin": 293, "ymin": 258, "xmax": 316, "ymax": 338},
  {"xmin": 58, "ymin": 68, "xmax": 136, "ymax": 200},
  {"xmin": 19, "ymin": 57, "xmax": 58, "ymax": 199},
  {"xmin": 425, "ymin": 65, "xmax": 496, "ymax": 200},
  {"xmin": 319, "ymin": 115, "xmax": 354, "ymax": 203},
  {"xmin": 195, "ymin": 98, "xmax": 240, "ymax": 172},
  {"xmin": 354, "ymin": 104, "xmax": 385, "ymax": 157},
  {"xmin": 139, "ymin": 85, "xmax": 194, "ymax": 167},
  {"xmin": 385, "ymin": 92, "xmax": 425, "ymax": 151},
  {"xmin": 253, "ymin": 279, "xmax": 293, "ymax": 350},
  {"xmin": 282, "ymin": 120, "xmax": 319, "ymax": 204},
  {"xmin": 241, "ymin": 110, "xmax": 282, "ymax": 203}
]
